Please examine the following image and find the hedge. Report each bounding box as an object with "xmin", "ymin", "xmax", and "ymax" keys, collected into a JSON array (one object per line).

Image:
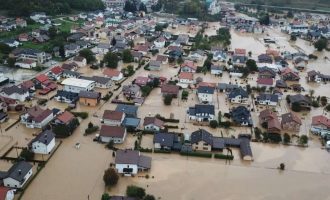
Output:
[
  {"xmin": 84, "ymin": 126, "xmax": 99, "ymax": 135},
  {"xmin": 214, "ymin": 154, "xmax": 234, "ymax": 160},
  {"xmin": 154, "ymin": 149, "xmax": 171, "ymax": 154},
  {"xmin": 141, "ymin": 130, "xmax": 155, "ymax": 135},
  {"xmin": 180, "ymin": 151, "xmax": 212, "ymax": 158},
  {"xmin": 139, "ymin": 148, "xmax": 152, "ymax": 153},
  {"xmin": 155, "ymin": 114, "xmax": 179, "ymax": 123},
  {"xmin": 72, "ymin": 112, "xmax": 88, "ymax": 119},
  {"xmin": 164, "ymin": 125, "xmax": 179, "ymax": 129}
]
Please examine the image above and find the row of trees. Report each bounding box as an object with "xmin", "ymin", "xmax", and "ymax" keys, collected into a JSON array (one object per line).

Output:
[
  {"xmin": 124, "ymin": 0, "xmax": 147, "ymax": 13},
  {"xmin": 0, "ymin": 0, "xmax": 105, "ymax": 16}
]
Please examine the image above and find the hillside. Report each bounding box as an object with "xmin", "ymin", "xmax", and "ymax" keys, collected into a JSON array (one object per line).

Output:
[
  {"xmin": 227, "ymin": 0, "xmax": 330, "ymax": 12},
  {"xmin": 0, "ymin": 0, "xmax": 105, "ymax": 16}
]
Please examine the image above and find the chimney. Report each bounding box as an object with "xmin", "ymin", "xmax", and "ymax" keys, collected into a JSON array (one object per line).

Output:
[{"xmin": 18, "ymin": 169, "xmax": 22, "ymax": 175}]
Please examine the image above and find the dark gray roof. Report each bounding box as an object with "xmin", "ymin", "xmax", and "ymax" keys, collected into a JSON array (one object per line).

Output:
[
  {"xmin": 228, "ymin": 87, "xmax": 248, "ymax": 99},
  {"xmin": 275, "ymin": 80, "xmax": 288, "ymax": 88},
  {"xmin": 2, "ymin": 85, "xmax": 28, "ymax": 95},
  {"xmin": 197, "ymin": 86, "xmax": 215, "ymax": 94},
  {"xmin": 6, "ymin": 161, "xmax": 33, "ymax": 182},
  {"xmin": 116, "ymin": 104, "xmax": 138, "ymax": 117},
  {"xmin": 189, "ymin": 104, "xmax": 215, "ymax": 115},
  {"xmin": 240, "ymin": 138, "xmax": 253, "ymax": 157},
  {"xmin": 218, "ymin": 83, "xmax": 239, "ymax": 91},
  {"xmin": 80, "ymin": 76, "xmax": 111, "ymax": 85},
  {"xmin": 149, "ymin": 60, "xmax": 161, "ymax": 67},
  {"xmin": 138, "ymin": 155, "xmax": 152, "ymax": 169},
  {"xmin": 231, "ymin": 106, "xmax": 252, "ymax": 125},
  {"xmin": 55, "ymin": 90, "xmax": 79, "ymax": 101},
  {"xmin": 115, "ymin": 150, "xmax": 151, "ymax": 169},
  {"xmin": 191, "ymin": 129, "xmax": 213, "ymax": 145},
  {"xmin": 211, "ymin": 65, "xmax": 224, "ymax": 71},
  {"xmin": 289, "ymin": 94, "xmax": 311, "ymax": 104},
  {"xmin": 257, "ymin": 93, "xmax": 279, "ymax": 103},
  {"xmin": 31, "ymin": 130, "xmax": 55, "ymax": 145},
  {"xmin": 212, "ymin": 137, "xmax": 225, "ymax": 149},
  {"xmin": 154, "ymin": 132, "xmax": 175, "ymax": 147},
  {"xmin": 63, "ymin": 70, "xmax": 81, "ymax": 77},
  {"xmin": 78, "ymin": 91, "xmax": 100, "ymax": 99}
]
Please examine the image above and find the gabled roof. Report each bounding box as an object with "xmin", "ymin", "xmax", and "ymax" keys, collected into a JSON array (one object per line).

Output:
[
  {"xmin": 6, "ymin": 161, "xmax": 32, "ymax": 182},
  {"xmin": 181, "ymin": 60, "xmax": 197, "ymax": 70},
  {"xmin": 161, "ymin": 84, "xmax": 179, "ymax": 95},
  {"xmin": 312, "ymin": 115, "xmax": 330, "ymax": 128},
  {"xmin": 153, "ymin": 132, "xmax": 175, "ymax": 147},
  {"xmin": 115, "ymin": 149, "xmax": 151, "ymax": 169},
  {"xmin": 100, "ymin": 125, "xmax": 125, "ymax": 138},
  {"xmin": 50, "ymin": 66, "xmax": 63, "ymax": 75},
  {"xmin": 289, "ymin": 94, "xmax": 311, "ymax": 104},
  {"xmin": 103, "ymin": 110, "xmax": 124, "ymax": 121},
  {"xmin": 30, "ymin": 129, "xmax": 55, "ymax": 145},
  {"xmin": 1, "ymin": 85, "xmax": 28, "ymax": 95},
  {"xmin": 257, "ymin": 78, "xmax": 273, "ymax": 85},
  {"xmin": 197, "ymin": 86, "xmax": 215, "ymax": 94},
  {"xmin": 228, "ymin": 87, "xmax": 248, "ymax": 99},
  {"xmin": 103, "ymin": 68, "xmax": 121, "ymax": 77},
  {"xmin": 281, "ymin": 112, "xmax": 302, "ymax": 125},
  {"xmin": 257, "ymin": 93, "xmax": 279, "ymax": 103},
  {"xmin": 35, "ymin": 74, "xmax": 48, "ymax": 83},
  {"xmin": 191, "ymin": 129, "xmax": 213, "ymax": 145},
  {"xmin": 179, "ymin": 72, "xmax": 193, "ymax": 80},
  {"xmin": 143, "ymin": 117, "xmax": 164, "ymax": 127},
  {"xmin": 56, "ymin": 111, "xmax": 74, "ymax": 124},
  {"xmin": 78, "ymin": 91, "xmax": 100, "ymax": 99},
  {"xmin": 26, "ymin": 106, "xmax": 53, "ymax": 123}
]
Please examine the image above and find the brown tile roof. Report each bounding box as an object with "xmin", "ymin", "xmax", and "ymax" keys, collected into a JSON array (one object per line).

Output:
[
  {"xmin": 312, "ymin": 115, "xmax": 330, "ymax": 128},
  {"xmin": 143, "ymin": 117, "xmax": 164, "ymax": 127},
  {"xmin": 281, "ymin": 112, "xmax": 302, "ymax": 125},
  {"xmin": 100, "ymin": 125, "xmax": 125, "ymax": 138},
  {"xmin": 179, "ymin": 72, "xmax": 193, "ymax": 80},
  {"xmin": 103, "ymin": 69, "xmax": 121, "ymax": 77},
  {"xmin": 161, "ymin": 84, "xmax": 179, "ymax": 95},
  {"xmin": 56, "ymin": 111, "xmax": 74, "ymax": 124},
  {"xmin": 102, "ymin": 110, "xmax": 124, "ymax": 121}
]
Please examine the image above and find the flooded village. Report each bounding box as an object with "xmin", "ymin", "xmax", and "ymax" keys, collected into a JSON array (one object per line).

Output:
[{"xmin": 0, "ymin": 0, "xmax": 330, "ymax": 200}]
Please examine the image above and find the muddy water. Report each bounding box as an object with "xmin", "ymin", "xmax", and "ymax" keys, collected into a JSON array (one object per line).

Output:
[{"xmin": 17, "ymin": 24, "xmax": 330, "ymax": 200}]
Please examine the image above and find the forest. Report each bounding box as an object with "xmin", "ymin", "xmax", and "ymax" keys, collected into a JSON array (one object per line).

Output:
[{"xmin": 0, "ymin": 0, "xmax": 105, "ymax": 16}]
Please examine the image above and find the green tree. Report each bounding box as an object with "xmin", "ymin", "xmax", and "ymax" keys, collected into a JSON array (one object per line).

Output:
[
  {"xmin": 326, "ymin": 104, "xmax": 330, "ymax": 111},
  {"xmin": 314, "ymin": 38, "xmax": 327, "ymax": 51},
  {"xmin": 320, "ymin": 96, "xmax": 327, "ymax": 106},
  {"xmin": 106, "ymin": 140, "xmax": 114, "ymax": 149},
  {"xmin": 141, "ymin": 85, "xmax": 152, "ymax": 97},
  {"xmin": 122, "ymin": 49, "xmax": 134, "ymax": 63},
  {"xmin": 299, "ymin": 135, "xmax": 308, "ymax": 145},
  {"xmin": 209, "ymin": 120, "xmax": 218, "ymax": 128},
  {"xmin": 259, "ymin": 13, "xmax": 270, "ymax": 25},
  {"xmin": 181, "ymin": 90, "xmax": 189, "ymax": 100},
  {"xmin": 126, "ymin": 185, "xmax": 146, "ymax": 199},
  {"xmin": 246, "ymin": 59, "xmax": 258, "ymax": 72},
  {"xmin": 48, "ymin": 26, "xmax": 58, "ymax": 38},
  {"xmin": 101, "ymin": 193, "xmax": 110, "ymax": 200},
  {"xmin": 103, "ymin": 52, "xmax": 119, "ymax": 68},
  {"xmin": 164, "ymin": 94, "xmax": 173, "ymax": 105},
  {"xmin": 139, "ymin": 2, "xmax": 147, "ymax": 12},
  {"xmin": 7, "ymin": 57, "xmax": 16, "ymax": 67},
  {"xmin": 59, "ymin": 45, "xmax": 65, "ymax": 58},
  {"xmin": 155, "ymin": 24, "xmax": 164, "ymax": 32},
  {"xmin": 20, "ymin": 148, "xmax": 34, "ymax": 161},
  {"xmin": 283, "ymin": 133, "xmax": 291, "ymax": 144},
  {"xmin": 103, "ymin": 168, "xmax": 119, "ymax": 186},
  {"xmin": 144, "ymin": 195, "xmax": 156, "ymax": 200},
  {"xmin": 79, "ymin": 49, "xmax": 96, "ymax": 64},
  {"xmin": 0, "ymin": 43, "xmax": 12, "ymax": 54},
  {"xmin": 291, "ymin": 102, "xmax": 302, "ymax": 112},
  {"xmin": 290, "ymin": 34, "xmax": 297, "ymax": 41}
]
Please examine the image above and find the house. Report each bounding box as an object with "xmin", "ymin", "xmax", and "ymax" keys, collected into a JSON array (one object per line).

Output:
[
  {"xmin": 62, "ymin": 78, "xmax": 95, "ymax": 93},
  {"xmin": 178, "ymin": 72, "xmax": 194, "ymax": 85},
  {"xmin": 122, "ymin": 84, "xmax": 141, "ymax": 99},
  {"xmin": 258, "ymin": 54, "xmax": 273, "ymax": 64},
  {"xmin": 259, "ymin": 109, "xmax": 281, "ymax": 133},
  {"xmin": 210, "ymin": 65, "xmax": 223, "ymax": 75},
  {"xmin": 102, "ymin": 110, "xmax": 125, "ymax": 126},
  {"xmin": 18, "ymin": 33, "xmax": 29, "ymax": 42},
  {"xmin": 189, "ymin": 50, "xmax": 204, "ymax": 61},
  {"xmin": 175, "ymin": 34, "xmax": 189, "ymax": 45},
  {"xmin": 280, "ymin": 67, "xmax": 300, "ymax": 81},
  {"xmin": 80, "ymin": 76, "xmax": 112, "ymax": 89},
  {"xmin": 103, "ymin": 69, "xmax": 123, "ymax": 81},
  {"xmin": 131, "ymin": 51, "xmax": 143, "ymax": 62},
  {"xmin": 62, "ymin": 62, "xmax": 78, "ymax": 71},
  {"xmin": 256, "ymin": 93, "xmax": 279, "ymax": 106},
  {"xmin": 228, "ymin": 87, "xmax": 248, "ymax": 104},
  {"xmin": 96, "ymin": 43, "xmax": 111, "ymax": 54},
  {"xmin": 62, "ymin": 70, "xmax": 81, "ymax": 79},
  {"xmin": 258, "ymin": 67, "xmax": 276, "ymax": 79},
  {"xmin": 161, "ymin": 84, "xmax": 179, "ymax": 98},
  {"xmin": 188, "ymin": 104, "xmax": 215, "ymax": 122},
  {"xmin": 217, "ymin": 83, "xmax": 239, "ymax": 93},
  {"xmin": 281, "ymin": 112, "xmax": 302, "ymax": 132},
  {"xmin": 190, "ymin": 129, "xmax": 214, "ymax": 151},
  {"xmin": 0, "ymin": 112, "xmax": 8, "ymax": 123},
  {"xmin": 29, "ymin": 130, "xmax": 55, "ymax": 154},
  {"xmin": 64, "ymin": 43, "xmax": 80, "ymax": 57},
  {"xmin": 1, "ymin": 86, "xmax": 29, "ymax": 102},
  {"xmin": 180, "ymin": 60, "xmax": 197, "ymax": 73},
  {"xmin": 54, "ymin": 90, "xmax": 79, "ymax": 104},
  {"xmin": 153, "ymin": 132, "xmax": 182, "ymax": 151},
  {"xmin": 48, "ymin": 66, "xmax": 63, "ymax": 80},
  {"xmin": 154, "ymin": 36, "xmax": 166, "ymax": 48},
  {"xmin": 73, "ymin": 56, "xmax": 87, "ymax": 67},
  {"xmin": 311, "ymin": 115, "xmax": 330, "ymax": 135},
  {"xmin": 55, "ymin": 111, "xmax": 75, "ymax": 125},
  {"xmin": 115, "ymin": 149, "xmax": 151, "ymax": 176},
  {"xmin": 0, "ymin": 187, "xmax": 15, "ymax": 200},
  {"xmin": 306, "ymin": 70, "xmax": 330, "ymax": 83},
  {"xmin": 293, "ymin": 57, "xmax": 307, "ymax": 70},
  {"xmin": 134, "ymin": 76, "xmax": 150, "ymax": 87},
  {"xmin": 20, "ymin": 106, "xmax": 54, "ymax": 128},
  {"xmin": 288, "ymin": 94, "xmax": 311, "ymax": 110},
  {"xmin": 149, "ymin": 60, "xmax": 161, "ymax": 71},
  {"xmin": 15, "ymin": 59, "xmax": 36, "ymax": 69},
  {"xmin": 1, "ymin": 161, "xmax": 33, "ymax": 188},
  {"xmin": 99, "ymin": 125, "xmax": 126, "ymax": 143},
  {"xmin": 256, "ymin": 77, "xmax": 274, "ymax": 89},
  {"xmin": 10, "ymin": 48, "xmax": 49, "ymax": 64},
  {"xmin": 116, "ymin": 104, "xmax": 138, "ymax": 118},
  {"xmin": 16, "ymin": 18, "xmax": 27, "ymax": 28},
  {"xmin": 133, "ymin": 45, "xmax": 149, "ymax": 55},
  {"xmin": 3, "ymin": 39, "xmax": 19, "ymax": 48},
  {"xmin": 212, "ymin": 51, "xmax": 226, "ymax": 61},
  {"xmin": 275, "ymin": 80, "xmax": 288, "ymax": 88},
  {"xmin": 231, "ymin": 106, "xmax": 252, "ymax": 126},
  {"xmin": 78, "ymin": 91, "xmax": 101, "ymax": 106},
  {"xmin": 143, "ymin": 117, "xmax": 164, "ymax": 131},
  {"xmin": 197, "ymin": 86, "xmax": 214, "ymax": 103}
]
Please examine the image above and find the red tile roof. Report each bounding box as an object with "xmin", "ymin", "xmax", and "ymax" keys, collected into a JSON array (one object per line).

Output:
[
  {"xmin": 51, "ymin": 66, "xmax": 63, "ymax": 75},
  {"xmin": 181, "ymin": 60, "xmax": 197, "ymax": 70},
  {"xmin": 0, "ymin": 187, "xmax": 10, "ymax": 200},
  {"xmin": 56, "ymin": 111, "xmax": 74, "ymax": 124},
  {"xmin": 235, "ymin": 48, "xmax": 246, "ymax": 55},
  {"xmin": 179, "ymin": 72, "xmax": 193, "ymax": 80},
  {"xmin": 312, "ymin": 115, "xmax": 330, "ymax": 128},
  {"xmin": 103, "ymin": 69, "xmax": 121, "ymax": 77},
  {"xmin": 35, "ymin": 74, "xmax": 48, "ymax": 83},
  {"xmin": 257, "ymin": 77, "xmax": 273, "ymax": 85},
  {"xmin": 102, "ymin": 110, "xmax": 124, "ymax": 121},
  {"xmin": 100, "ymin": 125, "xmax": 125, "ymax": 138}
]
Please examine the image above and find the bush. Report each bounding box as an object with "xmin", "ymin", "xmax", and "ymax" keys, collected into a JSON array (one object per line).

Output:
[
  {"xmin": 299, "ymin": 135, "xmax": 308, "ymax": 145},
  {"xmin": 219, "ymin": 121, "xmax": 231, "ymax": 128},
  {"xmin": 20, "ymin": 148, "xmax": 34, "ymax": 161},
  {"xmin": 283, "ymin": 133, "xmax": 291, "ymax": 144},
  {"xmin": 72, "ymin": 112, "xmax": 89, "ymax": 119},
  {"xmin": 163, "ymin": 125, "xmax": 179, "ymax": 129},
  {"xmin": 164, "ymin": 94, "xmax": 173, "ymax": 105},
  {"xmin": 181, "ymin": 90, "xmax": 189, "ymax": 100},
  {"xmin": 154, "ymin": 149, "xmax": 171, "ymax": 154},
  {"xmin": 85, "ymin": 126, "xmax": 99, "ymax": 135},
  {"xmin": 103, "ymin": 168, "xmax": 119, "ymax": 186},
  {"xmin": 209, "ymin": 120, "xmax": 218, "ymax": 128},
  {"xmin": 308, "ymin": 54, "xmax": 318, "ymax": 60},
  {"xmin": 320, "ymin": 96, "xmax": 327, "ymax": 106},
  {"xmin": 279, "ymin": 163, "xmax": 285, "ymax": 170},
  {"xmin": 312, "ymin": 100, "xmax": 320, "ymax": 108},
  {"xmin": 214, "ymin": 153, "xmax": 234, "ymax": 160},
  {"xmin": 139, "ymin": 148, "xmax": 153, "ymax": 152},
  {"xmin": 180, "ymin": 151, "xmax": 212, "ymax": 158},
  {"xmin": 254, "ymin": 127, "xmax": 262, "ymax": 140},
  {"xmin": 126, "ymin": 185, "xmax": 146, "ymax": 198},
  {"xmin": 263, "ymin": 132, "xmax": 282, "ymax": 143},
  {"xmin": 326, "ymin": 104, "xmax": 330, "ymax": 112},
  {"xmin": 291, "ymin": 102, "xmax": 302, "ymax": 112},
  {"xmin": 141, "ymin": 85, "xmax": 152, "ymax": 97},
  {"xmin": 144, "ymin": 194, "xmax": 156, "ymax": 200},
  {"xmin": 101, "ymin": 193, "xmax": 111, "ymax": 200}
]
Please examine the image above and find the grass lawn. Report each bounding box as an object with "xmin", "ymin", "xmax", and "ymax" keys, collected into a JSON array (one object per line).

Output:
[
  {"xmin": 0, "ymin": 23, "xmax": 40, "ymax": 40},
  {"xmin": 54, "ymin": 19, "xmax": 83, "ymax": 33},
  {"xmin": 21, "ymin": 41, "xmax": 52, "ymax": 51}
]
